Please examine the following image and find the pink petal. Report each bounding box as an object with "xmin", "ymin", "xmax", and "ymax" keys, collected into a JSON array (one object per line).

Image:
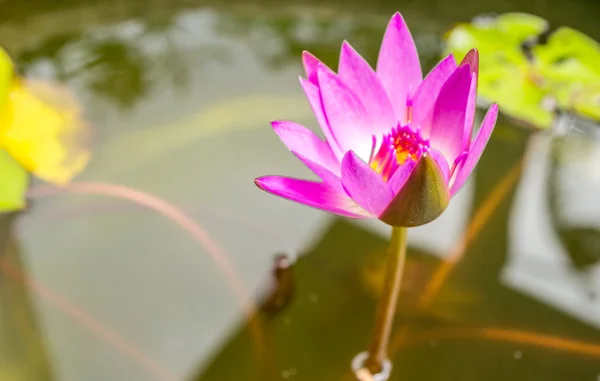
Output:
[
  {"xmin": 411, "ymin": 55, "xmax": 457, "ymax": 138},
  {"xmin": 302, "ymin": 51, "xmax": 335, "ymax": 85},
  {"xmin": 272, "ymin": 120, "xmax": 340, "ymax": 176},
  {"xmin": 292, "ymin": 151, "xmax": 344, "ymax": 193},
  {"xmin": 338, "ymin": 41, "xmax": 396, "ymax": 133},
  {"xmin": 460, "ymin": 49, "xmax": 479, "ymax": 77},
  {"xmin": 429, "ymin": 64, "xmax": 472, "ymax": 165},
  {"xmin": 462, "ymin": 72, "xmax": 478, "ymax": 148},
  {"xmin": 299, "ymin": 78, "xmax": 344, "ymax": 159},
  {"xmin": 450, "ymin": 104, "xmax": 499, "ymax": 195},
  {"xmin": 341, "ymin": 150, "xmax": 393, "ymax": 216},
  {"xmin": 302, "ymin": 51, "xmax": 320, "ymax": 84},
  {"xmin": 388, "ymin": 159, "xmax": 417, "ymax": 194},
  {"xmin": 255, "ymin": 176, "xmax": 370, "ymax": 218},
  {"xmin": 429, "ymin": 148, "xmax": 450, "ymax": 183},
  {"xmin": 317, "ymin": 66, "xmax": 373, "ymax": 160},
  {"xmin": 460, "ymin": 49, "xmax": 480, "ymax": 148},
  {"xmin": 376, "ymin": 12, "xmax": 422, "ymax": 123}
]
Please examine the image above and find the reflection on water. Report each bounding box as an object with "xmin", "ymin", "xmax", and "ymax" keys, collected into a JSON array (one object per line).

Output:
[
  {"xmin": 0, "ymin": 1, "xmax": 599, "ymax": 381},
  {"xmin": 506, "ymin": 128, "xmax": 600, "ymax": 329}
]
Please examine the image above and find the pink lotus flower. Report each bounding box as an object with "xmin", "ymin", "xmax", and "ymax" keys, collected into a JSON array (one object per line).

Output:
[{"xmin": 255, "ymin": 12, "xmax": 499, "ymax": 227}]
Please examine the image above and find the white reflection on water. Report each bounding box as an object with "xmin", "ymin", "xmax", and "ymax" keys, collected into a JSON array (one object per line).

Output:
[{"xmin": 506, "ymin": 132, "xmax": 600, "ymax": 329}]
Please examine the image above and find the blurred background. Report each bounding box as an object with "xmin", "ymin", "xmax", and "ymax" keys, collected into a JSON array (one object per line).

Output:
[{"xmin": 0, "ymin": 0, "xmax": 600, "ymax": 380}]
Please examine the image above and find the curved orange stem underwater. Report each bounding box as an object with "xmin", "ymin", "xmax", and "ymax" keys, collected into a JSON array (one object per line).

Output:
[
  {"xmin": 26, "ymin": 182, "xmax": 265, "ymax": 371},
  {"xmin": 417, "ymin": 156, "xmax": 526, "ymax": 308},
  {"xmin": 0, "ymin": 258, "xmax": 177, "ymax": 381},
  {"xmin": 23, "ymin": 202, "xmax": 288, "ymax": 249},
  {"xmin": 399, "ymin": 327, "xmax": 600, "ymax": 359}
]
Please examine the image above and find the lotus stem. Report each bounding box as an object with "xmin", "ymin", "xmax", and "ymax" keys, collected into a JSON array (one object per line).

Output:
[{"xmin": 364, "ymin": 226, "xmax": 408, "ymax": 375}]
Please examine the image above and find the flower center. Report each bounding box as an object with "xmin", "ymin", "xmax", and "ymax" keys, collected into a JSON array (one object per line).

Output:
[{"xmin": 369, "ymin": 124, "xmax": 429, "ymax": 182}]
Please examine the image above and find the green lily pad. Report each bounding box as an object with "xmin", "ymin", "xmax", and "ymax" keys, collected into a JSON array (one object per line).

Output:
[
  {"xmin": 569, "ymin": 84, "xmax": 600, "ymax": 120},
  {"xmin": 444, "ymin": 12, "xmax": 547, "ymax": 70},
  {"xmin": 534, "ymin": 27, "xmax": 600, "ymax": 119},
  {"xmin": 478, "ymin": 65, "xmax": 553, "ymax": 129},
  {"xmin": 444, "ymin": 13, "xmax": 552, "ymax": 129},
  {"xmin": 490, "ymin": 12, "xmax": 549, "ymax": 43},
  {"xmin": 0, "ymin": 150, "xmax": 29, "ymax": 212},
  {"xmin": 535, "ymin": 27, "xmax": 600, "ymax": 76},
  {"xmin": 445, "ymin": 13, "xmax": 600, "ymax": 129}
]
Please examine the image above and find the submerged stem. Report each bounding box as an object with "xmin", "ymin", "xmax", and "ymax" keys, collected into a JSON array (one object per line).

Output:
[{"xmin": 364, "ymin": 226, "xmax": 408, "ymax": 375}]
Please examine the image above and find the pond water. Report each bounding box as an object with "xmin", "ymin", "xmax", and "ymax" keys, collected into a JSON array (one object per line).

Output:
[{"xmin": 1, "ymin": 1, "xmax": 600, "ymax": 380}]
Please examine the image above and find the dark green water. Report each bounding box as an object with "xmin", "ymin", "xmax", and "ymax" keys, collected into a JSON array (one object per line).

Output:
[{"xmin": 0, "ymin": 1, "xmax": 599, "ymax": 380}]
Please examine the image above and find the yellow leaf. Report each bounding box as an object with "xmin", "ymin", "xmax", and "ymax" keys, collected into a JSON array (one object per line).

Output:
[
  {"xmin": 0, "ymin": 78, "xmax": 91, "ymax": 185},
  {"xmin": 0, "ymin": 47, "xmax": 14, "ymax": 110}
]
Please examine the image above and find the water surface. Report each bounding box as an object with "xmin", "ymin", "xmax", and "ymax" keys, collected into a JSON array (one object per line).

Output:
[{"xmin": 1, "ymin": 1, "xmax": 600, "ymax": 380}]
